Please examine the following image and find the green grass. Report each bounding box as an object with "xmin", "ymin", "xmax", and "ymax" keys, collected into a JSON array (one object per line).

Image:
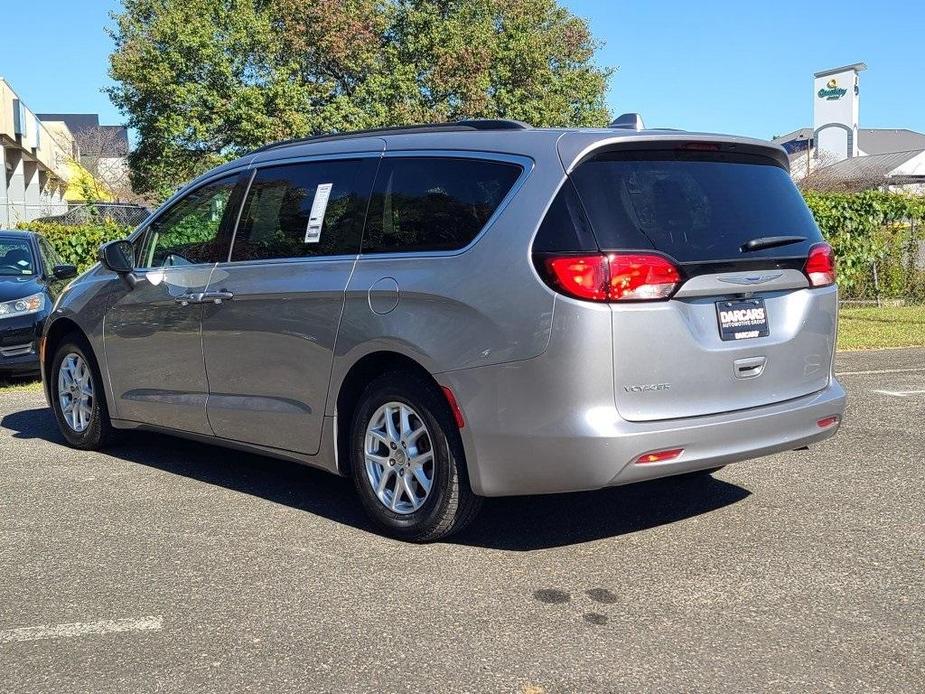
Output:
[
  {"xmin": 839, "ymin": 305, "xmax": 925, "ymax": 351},
  {"xmin": 0, "ymin": 376, "xmax": 42, "ymax": 394}
]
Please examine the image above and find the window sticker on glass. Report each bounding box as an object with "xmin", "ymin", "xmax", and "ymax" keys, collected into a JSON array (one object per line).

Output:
[{"xmin": 305, "ymin": 183, "xmax": 333, "ymax": 243}]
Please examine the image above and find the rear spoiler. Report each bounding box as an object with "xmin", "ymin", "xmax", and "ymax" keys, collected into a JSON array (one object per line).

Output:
[{"xmin": 557, "ymin": 131, "xmax": 791, "ymax": 173}]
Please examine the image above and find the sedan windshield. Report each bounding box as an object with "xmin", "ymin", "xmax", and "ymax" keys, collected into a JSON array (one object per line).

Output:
[{"xmin": 0, "ymin": 240, "xmax": 36, "ymax": 276}]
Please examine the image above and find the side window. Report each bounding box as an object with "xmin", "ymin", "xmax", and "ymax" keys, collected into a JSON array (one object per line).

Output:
[
  {"xmin": 38, "ymin": 236, "xmax": 66, "ymax": 271},
  {"xmin": 231, "ymin": 158, "xmax": 377, "ymax": 262},
  {"xmin": 138, "ymin": 175, "xmax": 239, "ymax": 268},
  {"xmin": 362, "ymin": 157, "xmax": 522, "ymax": 254}
]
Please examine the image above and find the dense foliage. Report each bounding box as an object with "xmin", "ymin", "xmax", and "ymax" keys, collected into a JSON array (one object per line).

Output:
[
  {"xmin": 17, "ymin": 222, "xmax": 131, "ymax": 272},
  {"xmin": 804, "ymin": 191, "xmax": 925, "ymax": 300},
  {"xmin": 108, "ymin": 0, "xmax": 613, "ymax": 199}
]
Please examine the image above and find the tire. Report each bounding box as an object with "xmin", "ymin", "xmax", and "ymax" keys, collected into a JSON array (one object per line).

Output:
[
  {"xmin": 350, "ymin": 371, "xmax": 482, "ymax": 542},
  {"xmin": 49, "ymin": 337, "xmax": 114, "ymax": 450}
]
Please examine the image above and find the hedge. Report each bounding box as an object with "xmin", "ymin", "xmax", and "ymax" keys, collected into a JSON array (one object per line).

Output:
[
  {"xmin": 16, "ymin": 221, "xmax": 132, "ymax": 272},
  {"xmin": 18, "ymin": 190, "xmax": 925, "ymax": 301},
  {"xmin": 803, "ymin": 191, "xmax": 925, "ymax": 301}
]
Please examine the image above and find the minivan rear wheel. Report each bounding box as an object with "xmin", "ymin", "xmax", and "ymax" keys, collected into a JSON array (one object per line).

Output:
[
  {"xmin": 50, "ymin": 339, "xmax": 114, "ymax": 450},
  {"xmin": 350, "ymin": 372, "xmax": 481, "ymax": 542}
]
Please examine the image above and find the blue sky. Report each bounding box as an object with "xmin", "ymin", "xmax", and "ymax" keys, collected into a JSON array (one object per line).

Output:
[{"xmin": 1, "ymin": 0, "xmax": 922, "ymax": 139}]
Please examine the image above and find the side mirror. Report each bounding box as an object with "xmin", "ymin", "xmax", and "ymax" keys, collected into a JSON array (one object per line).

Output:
[
  {"xmin": 52, "ymin": 264, "xmax": 78, "ymax": 280},
  {"xmin": 99, "ymin": 240, "xmax": 134, "ymax": 274},
  {"xmin": 99, "ymin": 240, "xmax": 138, "ymax": 288}
]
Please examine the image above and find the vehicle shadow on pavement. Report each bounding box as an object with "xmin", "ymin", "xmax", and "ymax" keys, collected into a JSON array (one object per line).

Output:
[
  {"xmin": 3, "ymin": 406, "xmax": 751, "ymax": 551},
  {"xmin": 452, "ymin": 476, "xmax": 750, "ymax": 551}
]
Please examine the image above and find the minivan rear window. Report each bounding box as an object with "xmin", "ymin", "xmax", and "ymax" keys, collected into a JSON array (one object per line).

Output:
[
  {"xmin": 362, "ymin": 157, "xmax": 522, "ymax": 254},
  {"xmin": 568, "ymin": 151, "xmax": 824, "ymax": 262}
]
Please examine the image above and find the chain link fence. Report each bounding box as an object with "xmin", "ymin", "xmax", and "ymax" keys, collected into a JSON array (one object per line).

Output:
[
  {"xmin": 840, "ymin": 217, "xmax": 925, "ymax": 306},
  {"xmin": 35, "ymin": 203, "xmax": 150, "ymax": 228}
]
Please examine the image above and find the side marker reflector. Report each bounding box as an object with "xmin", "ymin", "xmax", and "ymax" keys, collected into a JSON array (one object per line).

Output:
[
  {"xmin": 441, "ymin": 386, "xmax": 465, "ymax": 429},
  {"xmin": 635, "ymin": 448, "xmax": 684, "ymax": 464},
  {"xmin": 817, "ymin": 415, "xmax": 839, "ymax": 428}
]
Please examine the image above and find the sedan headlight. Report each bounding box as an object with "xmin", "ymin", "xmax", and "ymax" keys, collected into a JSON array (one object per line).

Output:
[{"xmin": 0, "ymin": 293, "xmax": 46, "ymax": 319}]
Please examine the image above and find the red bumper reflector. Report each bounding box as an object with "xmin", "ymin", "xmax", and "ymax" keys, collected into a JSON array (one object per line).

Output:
[
  {"xmin": 441, "ymin": 386, "xmax": 465, "ymax": 429},
  {"xmin": 635, "ymin": 448, "xmax": 684, "ymax": 464},
  {"xmin": 817, "ymin": 415, "xmax": 839, "ymax": 428}
]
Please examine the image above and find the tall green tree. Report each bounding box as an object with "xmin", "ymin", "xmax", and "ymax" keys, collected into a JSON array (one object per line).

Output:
[{"xmin": 108, "ymin": 0, "xmax": 613, "ymax": 199}]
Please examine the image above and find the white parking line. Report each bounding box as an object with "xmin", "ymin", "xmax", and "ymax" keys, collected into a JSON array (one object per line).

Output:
[
  {"xmin": 0, "ymin": 616, "xmax": 163, "ymax": 644},
  {"xmin": 835, "ymin": 367, "xmax": 925, "ymax": 376},
  {"xmin": 871, "ymin": 389, "xmax": 925, "ymax": 398}
]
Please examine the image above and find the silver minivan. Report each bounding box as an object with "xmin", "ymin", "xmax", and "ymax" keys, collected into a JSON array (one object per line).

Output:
[{"xmin": 42, "ymin": 118, "xmax": 846, "ymax": 541}]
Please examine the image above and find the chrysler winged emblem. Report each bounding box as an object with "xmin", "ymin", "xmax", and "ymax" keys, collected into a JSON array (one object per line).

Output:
[{"xmin": 717, "ymin": 272, "xmax": 784, "ymax": 286}]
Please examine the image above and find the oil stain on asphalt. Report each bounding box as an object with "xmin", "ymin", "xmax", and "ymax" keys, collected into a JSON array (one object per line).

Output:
[
  {"xmin": 533, "ymin": 588, "xmax": 618, "ymax": 625},
  {"xmin": 532, "ymin": 588, "xmax": 570, "ymax": 604}
]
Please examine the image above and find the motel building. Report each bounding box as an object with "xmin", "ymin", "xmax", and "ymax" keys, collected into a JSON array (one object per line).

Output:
[{"xmin": 774, "ymin": 63, "xmax": 925, "ymax": 191}]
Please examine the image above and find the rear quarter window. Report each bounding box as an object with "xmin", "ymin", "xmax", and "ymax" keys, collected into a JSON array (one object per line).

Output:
[
  {"xmin": 362, "ymin": 157, "xmax": 522, "ymax": 254},
  {"xmin": 569, "ymin": 151, "xmax": 824, "ymax": 262}
]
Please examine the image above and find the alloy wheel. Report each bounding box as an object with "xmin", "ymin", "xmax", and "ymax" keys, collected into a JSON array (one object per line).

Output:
[
  {"xmin": 58, "ymin": 353, "xmax": 94, "ymax": 433},
  {"xmin": 364, "ymin": 401, "xmax": 435, "ymax": 514}
]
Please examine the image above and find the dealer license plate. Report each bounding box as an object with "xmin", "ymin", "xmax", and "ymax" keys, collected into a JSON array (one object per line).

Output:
[{"xmin": 716, "ymin": 298, "xmax": 769, "ymax": 341}]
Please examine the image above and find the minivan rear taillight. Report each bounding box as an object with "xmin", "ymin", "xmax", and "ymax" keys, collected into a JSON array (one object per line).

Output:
[
  {"xmin": 541, "ymin": 253, "xmax": 681, "ymax": 302},
  {"xmin": 804, "ymin": 242, "xmax": 836, "ymax": 287}
]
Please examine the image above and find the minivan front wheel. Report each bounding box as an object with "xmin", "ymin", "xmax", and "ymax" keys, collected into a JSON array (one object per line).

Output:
[
  {"xmin": 350, "ymin": 372, "xmax": 481, "ymax": 542},
  {"xmin": 50, "ymin": 339, "xmax": 114, "ymax": 450}
]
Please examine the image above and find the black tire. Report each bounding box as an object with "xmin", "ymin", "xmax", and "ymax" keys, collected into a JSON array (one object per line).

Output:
[
  {"xmin": 350, "ymin": 371, "xmax": 482, "ymax": 542},
  {"xmin": 49, "ymin": 337, "xmax": 114, "ymax": 450}
]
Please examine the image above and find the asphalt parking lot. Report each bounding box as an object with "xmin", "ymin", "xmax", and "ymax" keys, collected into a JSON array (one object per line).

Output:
[{"xmin": 1, "ymin": 348, "xmax": 923, "ymax": 693}]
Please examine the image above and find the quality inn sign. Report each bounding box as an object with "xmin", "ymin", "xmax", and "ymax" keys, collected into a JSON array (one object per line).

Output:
[{"xmin": 818, "ymin": 78, "xmax": 848, "ymax": 100}]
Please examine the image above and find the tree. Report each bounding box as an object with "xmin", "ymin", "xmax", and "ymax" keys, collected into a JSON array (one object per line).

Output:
[{"xmin": 108, "ymin": 0, "xmax": 613, "ymax": 199}]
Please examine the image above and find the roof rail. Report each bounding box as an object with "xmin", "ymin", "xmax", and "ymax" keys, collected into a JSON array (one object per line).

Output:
[{"xmin": 250, "ymin": 119, "xmax": 531, "ymax": 154}]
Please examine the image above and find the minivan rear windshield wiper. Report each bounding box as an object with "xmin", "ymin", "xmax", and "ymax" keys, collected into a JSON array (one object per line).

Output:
[{"xmin": 740, "ymin": 235, "xmax": 807, "ymax": 253}]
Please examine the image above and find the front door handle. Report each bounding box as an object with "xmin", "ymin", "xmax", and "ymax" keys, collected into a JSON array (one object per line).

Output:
[
  {"xmin": 200, "ymin": 290, "xmax": 234, "ymax": 304},
  {"xmin": 175, "ymin": 292, "xmax": 205, "ymax": 307},
  {"xmin": 174, "ymin": 291, "xmax": 234, "ymax": 306}
]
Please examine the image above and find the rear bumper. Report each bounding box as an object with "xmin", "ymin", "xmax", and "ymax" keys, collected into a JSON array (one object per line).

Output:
[
  {"xmin": 603, "ymin": 380, "xmax": 845, "ymax": 487},
  {"xmin": 439, "ymin": 367, "xmax": 846, "ymax": 497},
  {"xmin": 437, "ymin": 290, "xmax": 845, "ymax": 497}
]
